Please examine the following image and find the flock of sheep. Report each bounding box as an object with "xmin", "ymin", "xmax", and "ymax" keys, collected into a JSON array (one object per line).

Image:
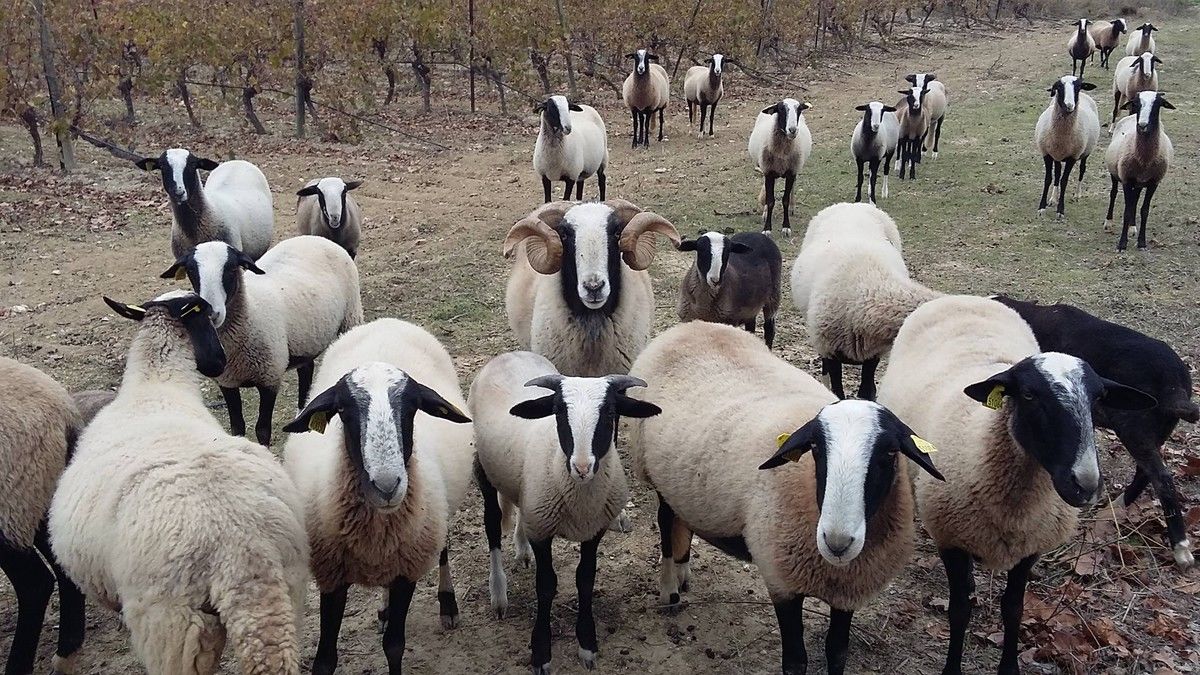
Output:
[{"xmin": 0, "ymin": 19, "xmax": 1194, "ymax": 675}]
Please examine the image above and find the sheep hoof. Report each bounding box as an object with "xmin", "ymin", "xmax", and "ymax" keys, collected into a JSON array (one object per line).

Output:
[
  {"xmin": 782, "ymin": 227, "xmax": 792, "ymax": 238},
  {"xmin": 515, "ymin": 544, "xmax": 532, "ymax": 568},
  {"xmin": 1174, "ymin": 541, "xmax": 1194, "ymax": 568},
  {"xmin": 1037, "ymin": 209, "xmax": 1046, "ymax": 218},
  {"xmin": 441, "ymin": 612, "xmax": 460, "ymax": 629},
  {"xmin": 762, "ymin": 229, "xmax": 773, "ymax": 237},
  {"xmin": 49, "ymin": 655, "xmax": 78, "ymax": 675},
  {"xmin": 608, "ymin": 510, "xmax": 633, "ymax": 533},
  {"xmin": 1103, "ymin": 219, "xmax": 1114, "ymax": 232},
  {"xmin": 660, "ymin": 593, "xmax": 684, "ymax": 615},
  {"xmin": 532, "ymin": 664, "xmax": 552, "ymax": 675},
  {"xmin": 932, "ymin": 151, "xmax": 939, "ymax": 159},
  {"xmin": 1056, "ymin": 212, "xmax": 1064, "ymax": 222},
  {"xmin": 578, "ymin": 647, "xmax": 597, "ymax": 670}
]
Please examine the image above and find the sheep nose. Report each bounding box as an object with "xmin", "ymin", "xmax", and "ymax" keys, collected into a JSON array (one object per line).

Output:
[
  {"xmin": 823, "ymin": 532, "xmax": 856, "ymax": 557},
  {"xmin": 210, "ymin": 309, "xmax": 226, "ymax": 328},
  {"xmin": 583, "ymin": 279, "xmax": 606, "ymax": 294},
  {"xmin": 571, "ymin": 458, "xmax": 595, "ymax": 481},
  {"xmin": 372, "ymin": 475, "xmax": 402, "ymax": 500}
]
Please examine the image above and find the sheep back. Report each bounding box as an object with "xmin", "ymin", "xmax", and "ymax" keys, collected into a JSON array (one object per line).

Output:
[
  {"xmin": 748, "ymin": 113, "xmax": 811, "ymax": 178},
  {"xmin": 1104, "ymin": 114, "xmax": 1173, "ymax": 185},
  {"xmin": 533, "ymin": 104, "xmax": 608, "ymax": 184},
  {"xmin": 1034, "ymin": 94, "xmax": 1100, "ymax": 162},
  {"xmin": 923, "ymin": 81, "xmax": 949, "ymax": 122},
  {"xmin": 683, "ymin": 66, "xmax": 722, "ymax": 105},
  {"xmin": 194, "ymin": 159, "xmax": 274, "ymax": 260}
]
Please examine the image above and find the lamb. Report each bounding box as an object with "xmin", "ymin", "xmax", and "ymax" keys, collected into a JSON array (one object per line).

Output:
[
  {"xmin": 1034, "ymin": 75, "xmax": 1100, "ymax": 219},
  {"xmin": 282, "ymin": 318, "xmax": 474, "ymax": 674},
  {"xmin": 893, "ymin": 87, "xmax": 928, "ymax": 180},
  {"xmin": 622, "ymin": 49, "xmax": 670, "ymax": 148},
  {"xmin": 503, "ymin": 199, "xmax": 680, "ymax": 377},
  {"xmin": 626, "ymin": 321, "xmax": 944, "ymax": 675},
  {"xmin": 1089, "ymin": 18, "xmax": 1127, "ymax": 68},
  {"xmin": 905, "ymin": 73, "xmax": 948, "ymax": 159},
  {"xmin": 1111, "ymin": 52, "xmax": 1161, "ymax": 124},
  {"xmin": 849, "ymin": 101, "xmax": 899, "ymax": 203},
  {"xmin": 876, "ymin": 295, "xmax": 1155, "ymax": 675},
  {"xmin": 1067, "ymin": 19, "xmax": 1096, "ymax": 79},
  {"xmin": 748, "ymin": 98, "xmax": 812, "ymax": 236},
  {"xmin": 296, "ymin": 177, "xmax": 364, "ymax": 259},
  {"xmin": 49, "ymin": 291, "xmax": 309, "ymax": 675},
  {"xmin": 1126, "ymin": 22, "xmax": 1158, "ymax": 57},
  {"xmin": 790, "ymin": 203, "xmax": 942, "ymax": 401},
  {"xmin": 162, "ymin": 236, "xmax": 363, "ymax": 446},
  {"xmin": 135, "ymin": 149, "xmax": 274, "ymax": 260},
  {"xmin": 677, "ymin": 230, "xmax": 782, "ymax": 348},
  {"xmin": 684, "ymin": 54, "xmax": 724, "ymax": 137},
  {"xmin": 0, "ymin": 358, "xmax": 86, "ymax": 675},
  {"xmin": 1104, "ymin": 91, "xmax": 1174, "ymax": 251},
  {"xmin": 469, "ymin": 352, "xmax": 661, "ymax": 673},
  {"xmin": 532, "ymin": 95, "xmax": 609, "ymax": 202},
  {"xmin": 993, "ymin": 295, "xmax": 1197, "ymax": 568}
]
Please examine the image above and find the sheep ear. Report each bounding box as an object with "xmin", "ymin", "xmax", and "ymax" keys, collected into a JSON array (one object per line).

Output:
[
  {"xmin": 195, "ymin": 157, "xmax": 219, "ymax": 171},
  {"xmin": 284, "ymin": 386, "xmax": 341, "ymax": 434},
  {"xmin": 854, "ymin": 104, "xmax": 869, "ymax": 111},
  {"xmin": 510, "ymin": 394, "xmax": 556, "ymax": 419},
  {"xmin": 1122, "ymin": 100, "xmax": 1137, "ymax": 111},
  {"xmin": 615, "ymin": 394, "xmax": 662, "ymax": 419},
  {"xmin": 160, "ymin": 261, "xmax": 187, "ymax": 281},
  {"xmin": 1151, "ymin": 56, "xmax": 1163, "ymax": 64},
  {"xmin": 904, "ymin": 74, "xmax": 916, "ymax": 84},
  {"xmin": 624, "ymin": 52, "xmax": 636, "ymax": 59},
  {"xmin": 704, "ymin": 57, "xmax": 713, "ymax": 65},
  {"xmin": 964, "ymin": 375, "xmax": 1010, "ymax": 409},
  {"xmin": 759, "ymin": 418, "xmax": 820, "ymax": 470},
  {"xmin": 762, "ymin": 105, "xmax": 777, "ymax": 114},
  {"xmin": 344, "ymin": 180, "xmax": 363, "ymax": 191},
  {"xmin": 883, "ymin": 105, "xmax": 898, "ymax": 112},
  {"xmin": 296, "ymin": 185, "xmax": 321, "ymax": 197},
  {"xmin": 103, "ymin": 296, "xmax": 146, "ymax": 322},
  {"xmin": 800, "ymin": 102, "xmax": 812, "ymax": 111},
  {"xmin": 1099, "ymin": 378, "xmax": 1157, "ymax": 411},
  {"xmin": 729, "ymin": 242, "xmax": 752, "ymax": 254},
  {"xmin": 899, "ymin": 89, "xmax": 911, "ymax": 95},
  {"xmin": 1080, "ymin": 82, "xmax": 1096, "ymax": 91},
  {"xmin": 533, "ymin": 102, "xmax": 545, "ymax": 113},
  {"xmin": 568, "ymin": 103, "xmax": 583, "ymax": 112},
  {"xmin": 235, "ymin": 251, "xmax": 266, "ymax": 274},
  {"xmin": 926, "ymin": 73, "xmax": 937, "ymax": 82},
  {"xmin": 135, "ymin": 157, "xmax": 160, "ymax": 171},
  {"xmin": 647, "ymin": 54, "xmax": 659, "ymax": 62},
  {"xmin": 677, "ymin": 239, "xmax": 698, "ymax": 252},
  {"xmin": 880, "ymin": 412, "xmax": 945, "ymax": 482},
  {"xmin": 1160, "ymin": 98, "xmax": 1175, "ymax": 110},
  {"xmin": 410, "ymin": 381, "xmax": 472, "ymax": 423}
]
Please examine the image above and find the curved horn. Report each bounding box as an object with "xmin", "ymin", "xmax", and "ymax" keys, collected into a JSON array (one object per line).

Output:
[
  {"xmin": 607, "ymin": 375, "xmax": 648, "ymax": 392},
  {"xmin": 525, "ymin": 374, "xmax": 565, "ymax": 391},
  {"xmin": 502, "ymin": 202, "xmax": 572, "ymax": 274},
  {"xmin": 603, "ymin": 198, "xmax": 643, "ymax": 227},
  {"xmin": 617, "ymin": 211, "xmax": 682, "ymax": 271}
]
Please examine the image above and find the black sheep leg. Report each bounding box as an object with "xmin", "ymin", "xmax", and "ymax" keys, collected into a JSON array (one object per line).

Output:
[
  {"xmin": 772, "ymin": 594, "xmax": 807, "ymax": 675},
  {"xmin": 0, "ymin": 539, "xmax": 54, "ymax": 675},
  {"xmin": 575, "ymin": 531, "xmax": 604, "ymax": 668},
  {"xmin": 998, "ymin": 555, "xmax": 1038, "ymax": 675},
  {"xmin": 221, "ymin": 386, "xmax": 246, "ymax": 436},
  {"xmin": 825, "ymin": 608, "xmax": 853, "ymax": 675},
  {"xmin": 530, "ymin": 538, "xmax": 557, "ymax": 674},
  {"xmin": 1137, "ymin": 182, "xmax": 1157, "ymax": 249},
  {"xmin": 255, "ymin": 385, "xmax": 277, "ymax": 446},
  {"xmin": 940, "ymin": 547, "xmax": 974, "ymax": 675},
  {"xmin": 313, "ymin": 585, "xmax": 350, "ymax": 675}
]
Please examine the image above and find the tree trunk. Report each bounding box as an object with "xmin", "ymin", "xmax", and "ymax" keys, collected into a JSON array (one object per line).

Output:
[
  {"xmin": 530, "ymin": 46, "xmax": 551, "ymax": 95},
  {"xmin": 490, "ymin": 66, "xmax": 507, "ymax": 114},
  {"xmin": 468, "ymin": 0, "xmax": 476, "ymax": 113},
  {"xmin": 242, "ymin": 86, "xmax": 267, "ymax": 134},
  {"xmin": 177, "ymin": 70, "xmax": 200, "ymax": 128},
  {"xmin": 553, "ymin": 0, "xmax": 577, "ymax": 98},
  {"xmin": 19, "ymin": 107, "xmax": 45, "ymax": 167},
  {"xmin": 412, "ymin": 46, "xmax": 432, "ymax": 113},
  {"xmin": 673, "ymin": 0, "xmax": 705, "ymax": 78},
  {"xmin": 118, "ymin": 77, "xmax": 135, "ymax": 125},
  {"xmin": 294, "ymin": 0, "xmax": 307, "ymax": 138},
  {"xmin": 33, "ymin": 0, "xmax": 75, "ymax": 172}
]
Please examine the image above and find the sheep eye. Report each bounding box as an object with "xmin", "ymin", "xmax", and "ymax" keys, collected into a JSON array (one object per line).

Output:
[{"xmin": 1021, "ymin": 390, "xmax": 1035, "ymax": 401}]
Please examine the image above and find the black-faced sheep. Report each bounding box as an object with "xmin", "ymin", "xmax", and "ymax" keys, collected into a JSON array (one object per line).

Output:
[
  {"xmin": 1126, "ymin": 22, "xmax": 1158, "ymax": 57},
  {"xmin": 297, "ymin": 177, "xmax": 364, "ymax": 259},
  {"xmin": 1067, "ymin": 19, "xmax": 1096, "ymax": 79},
  {"xmin": 532, "ymin": 95, "xmax": 608, "ymax": 202},
  {"xmin": 622, "ymin": 50, "xmax": 670, "ymax": 148},
  {"xmin": 748, "ymin": 98, "xmax": 812, "ymax": 236},
  {"xmin": 1034, "ymin": 75, "xmax": 1100, "ymax": 219},
  {"xmin": 1089, "ymin": 19, "xmax": 1127, "ymax": 68},
  {"xmin": 1104, "ymin": 91, "xmax": 1174, "ymax": 251},
  {"xmin": 684, "ymin": 54, "xmax": 724, "ymax": 137},
  {"xmin": 850, "ymin": 101, "xmax": 899, "ymax": 204},
  {"xmin": 677, "ymin": 230, "xmax": 781, "ymax": 348}
]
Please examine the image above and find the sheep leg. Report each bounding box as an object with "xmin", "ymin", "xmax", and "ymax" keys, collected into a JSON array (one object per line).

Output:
[
  {"xmin": 1123, "ymin": 465, "xmax": 1152, "ymax": 505},
  {"xmin": 313, "ymin": 585, "xmax": 349, "ymax": 675},
  {"xmin": 1056, "ymin": 157, "xmax": 1075, "ymax": 219},
  {"xmin": 476, "ymin": 461, "xmax": 509, "ymax": 618},
  {"xmin": 1075, "ymin": 155, "xmax": 1088, "ymax": 199},
  {"xmin": 998, "ymin": 555, "xmax": 1037, "ymax": 675},
  {"xmin": 530, "ymin": 538, "xmax": 557, "ymax": 675},
  {"xmin": 380, "ymin": 577, "xmax": 416, "ymax": 674},
  {"xmin": 1137, "ymin": 182, "xmax": 1156, "ymax": 250},
  {"xmin": 697, "ymin": 104, "xmax": 707, "ymax": 138},
  {"xmin": 221, "ymin": 386, "xmax": 246, "ymax": 437},
  {"xmin": 771, "ymin": 593, "xmax": 807, "ymax": 675},
  {"xmin": 0, "ymin": 540, "xmax": 54, "ymax": 675},
  {"xmin": 882, "ymin": 151, "xmax": 892, "ymax": 197},
  {"xmin": 1112, "ymin": 90, "xmax": 1122, "ymax": 125},
  {"xmin": 575, "ymin": 179, "xmax": 584, "ymax": 200},
  {"xmin": 857, "ymin": 357, "xmax": 879, "ymax": 401},
  {"xmin": 854, "ymin": 159, "xmax": 865, "ymax": 203},
  {"xmin": 821, "ymin": 358, "xmax": 845, "ymax": 399},
  {"xmin": 597, "ymin": 169, "xmax": 607, "ymax": 201},
  {"xmin": 657, "ymin": 107, "xmax": 665, "ymax": 142},
  {"xmin": 561, "ymin": 180, "xmax": 574, "ymax": 201},
  {"xmin": 297, "ymin": 361, "xmax": 314, "ymax": 408},
  {"xmin": 1121, "ymin": 434, "xmax": 1192, "ymax": 567},
  {"xmin": 437, "ymin": 547, "xmax": 459, "ymax": 628},
  {"xmin": 1117, "ymin": 182, "xmax": 1142, "ymax": 251},
  {"xmin": 34, "ymin": 526, "xmax": 85, "ymax": 673},
  {"xmin": 825, "ymin": 608, "xmax": 853, "ymax": 675},
  {"xmin": 688, "ymin": 100, "xmax": 695, "ymax": 125},
  {"xmin": 868, "ymin": 157, "xmax": 880, "ymax": 204},
  {"xmin": 743, "ymin": 317, "xmax": 756, "ymax": 334},
  {"xmin": 656, "ymin": 494, "xmax": 682, "ymax": 609},
  {"xmin": 1037, "ymin": 155, "xmax": 1053, "ymax": 214},
  {"xmin": 781, "ymin": 174, "xmax": 795, "ymax": 236},
  {"xmin": 762, "ymin": 175, "xmax": 776, "ymax": 234},
  {"xmin": 933, "ymin": 117, "xmax": 944, "ymax": 158},
  {"xmin": 255, "ymin": 386, "xmax": 277, "ymax": 447},
  {"xmin": 541, "ymin": 176, "xmax": 552, "ymax": 204},
  {"xmin": 1051, "ymin": 161, "xmax": 1063, "ymax": 208},
  {"xmin": 630, "ymin": 111, "xmax": 639, "ymax": 149},
  {"xmin": 763, "ymin": 313, "xmax": 776, "ymax": 350},
  {"xmin": 671, "ymin": 517, "xmax": 693, "ymax": 591},
  {"xmin": 708, "ymin": 102, "xmax": 716, "ymax": 136},
  {"xmin": 939, "ymin": 547, "xmax": 974, "ymax": 675},
  {"xmin": 575, "ymin": 531, "xmax": 604, "ymax": 669},
  {"xmin": 1105, "ymin": 176, "xmax": 1119, "ymax": 230}
]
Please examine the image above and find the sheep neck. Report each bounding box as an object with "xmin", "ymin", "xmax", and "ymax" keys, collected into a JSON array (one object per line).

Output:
[
  {"xmin": 981, "ymin": 408, "xmax": 1057, "ymax": 513},
  {"xmin": 170, "ymin": 188, "xmax": 212, "ymax": 240}
]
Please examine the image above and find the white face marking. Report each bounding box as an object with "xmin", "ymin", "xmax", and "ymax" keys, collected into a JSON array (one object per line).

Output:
[
  {"xmin": 867, "ymin": 101, "xmax": 885, "ymax": 132},
  {"xmin": 192, "ymin": 242, "xmax": 231, "ymax": 327},
  {"xmin": 1117, "ymin": 19, "xmax": 1126, "ymax": 31},
  {"xmin": 636, "ymin": 48, "xmax": 648, "ymax": 75},
  {"xmin": 166, "ymin": 148, "xmax": 190, "ymax": 201},
  {"xmin": 909, "ymin": 74, "xmax": 928, "ymax": 110},
  {"xmin": 1136, "ymin": 91, "xmax": 1157, "ymax": 128},
  {"xmin": 550, "ymin": 94, "xmax": 573, "ymax": 134},
  {"xmin": 781, "ymin": 98, "xmax": 801, "ymax": 137},
  {"xmin": 711, "ymin": 53, "xmax": 723, "ymax": 75},
  {"xmin": 349, "ymin": 364, "xmax": 410, "ymax": 507},
  {"xmin": 1058, "ymin": 76, "xmax": 1078, "ymax": 112},
  {"xmin": 1077, "ymin": 18, "xmax": 1087, "ymax": 31},
  {"xmin": 702, "ymin": 231, "xmax": 725, "ymax": 287},
  {"xmin": 558, "ymin": 377, "xmax": 611, "ymax": 482},
  {"xmin": 1137, "ymin": 53, "xmax": 1154, "ymax": 75},
  {"xmin": 814, "ymin": 400, "xmax": 877, "ymax": 566},
  {"xmin": 1033, "ymin": 353, "xmax": 1100, "ymax": 496},
  {"xmin": 316, "ymin": 177, "xmax": 346, "ymax": 230},
  {"xmin": 567, "ymin": 203, "xmax": 614, "ymax": 309}
]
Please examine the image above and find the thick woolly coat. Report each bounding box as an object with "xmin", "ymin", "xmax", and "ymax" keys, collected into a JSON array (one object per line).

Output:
[{"xmin": 170, "ymin": 160, "xmax": 274, "ymax": 261}]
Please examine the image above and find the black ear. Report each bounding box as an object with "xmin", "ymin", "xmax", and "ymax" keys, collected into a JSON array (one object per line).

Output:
[
  {"xmin": 624, "ymin": 52, "xmax": 636, "ymax": 59},
  {"xmin": 677, "ymin": 239, "xmax": 698, "ymax": 252},
  {"xmin": 1151, "ymin": 56, "xmax": 1163, "ymax": 64},
  {"xmin": 893, "ymin": 428, "xmax": 946, "ymax": 482},
  {"xmin": 1150, "ymin": 24, "xmax": 1158, "ymax": 31},
  {"xmin": 297, "ymin": 185, "xmax": 321, "ymax": 197},
  {"xmin": 1099, "ymin": 378, "xmax": 1158, "ymax": 410},
  {"xmin": 533, "ymin": 102, "xmax": 546, "ymax": 113},
  {"xmin": 1122, "ymin": 100, "xmax": 1137, "ymax": 111},
  {"xmin": 615, "ymin": 394, "xmax": 662, "ymax": 419},
  {"xmin": 135, "ymin": 157, "xmax": 160, "ymax": 171},
  {"xmin": 1161, "ymin": 99, "xmax": 1175, "ymax": 110},
  {"xmin": 235, "ymin": 250, "xmax": 266, "ymax": 274},
  {"xmin": 855, "ymin": 104, "xmax": 869, "ymax": 111},
  {"xmin": 729, "ymin": 242, "xmax": 751, "ymax": 254},
  {"xmin": 103, "ymin": 296, "xmax": 146, "ymax": 321},
  {"xmin": 899, "ymin": 88, "xmax": 911, "ymax": 95},
  {"xmin": 160, "ymin": 260, "xmax": 188, "ymax": 281},
  {"xmin": 1081, "ymin": 82, "xmax": 1096, "ymax": 91},
  {"xmin": 883, "ymin": 105, "xmax": 898, "ymax": 112},
  {"xmin": 762, "ymin": 105, "xmax": 778, "ymax": 115},
  {"xmin": 704, "ymin": 57, "xmax": 713, "ymax": 65},
  {"xmin": 926, "ymin": 73, "xmax": 937, "ymax": 82},
  {"xmin": 411, "ymin": 380, "xmax": 472, "ymax": 423},
  {"xmin": 344, "ymin": 180, "xmax": 363, "ymax": 191},
  {"xmin": 568, "ymin": 103, "xmax": 583, "ymax": 112},
  {"xmin": 510, "ymin": 394, "xmax": 556, "ymax": 419},
  {"xmin": 647, "ymin": 54, "xmax": 659, "ymax": 62},
  {"xmin": 760, "ymin": 418, "xmax": 821, "ymax": 470},
  {"xmin": 964, "ymin": 374, "xmax": 1010, "ymax": 408},
  {"xmin": 284, "ymin": 385, "xmax": 341, "ymax": 434},
  {"xmin": 904, "ymin": 74, "xmax": 916, "ymax": 84},
  {"xmin": 196, "ymin": 157, "xmax": 219, "ymax": 171}
]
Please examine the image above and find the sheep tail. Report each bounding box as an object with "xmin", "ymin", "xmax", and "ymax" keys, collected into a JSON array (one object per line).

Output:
[
  {"xmin": 123, "ymin": 600, "xmax": 226, "ymax": 675},
  {"xmin": 210, "ymin": 551, "xmax": 305, "ymax": 675}
]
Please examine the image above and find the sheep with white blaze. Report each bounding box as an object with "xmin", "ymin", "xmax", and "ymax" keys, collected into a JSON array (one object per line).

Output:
[
  {"xmin": 748, "ymin": 98, "xmax": 811, "ymax": 236},
  {"xmin": 893, "ymin": 87, "xmax": 928, "ymax": 180},
  {"xmin": 296, "ymin": 177, "xmax": 364, "ymax": 259},
  {"xmin": 283, "ymin": 318, "xmax": 475, "ymax": 674},
  {"xmin": 849, "ymin": 101, "xmax": 899, "ymax": 203},
  {"xmin": 677, "ymin": 230, "xmax": 782, "ymax": 348},
  {"xmin": 622, "ymin": 49, "xmax": 670, "ymax": 148},
  {"xmin": 532, "ymin": 95, "xmax": 609, "ymax": 203},
  {"xmin": 1111, "ymin": 52, "xmax": 1161, "ymax": 125},
  {"xmin": 877, "ymin": 295, "xmax": 1155, "ymax": 675},
  {"xmin": 1104, "ymin": 91, "xmax": 1174, "ymax": 251},
  {"xmin": 1089, "ymin": 19, "xmax": 1127, "ymax": 68},
  {"xmin": 1034, "ymin": 75, "xmax": 1100, "ymax": 219},
  {"xmin": 135, "ymin": 148, "xmax": 274, "ymax": 260},
  {"xmin": 162, "ymin": 236, "xmax": 363, "ymax": 446},
  {"xmin": 627, "ymin": 321, "xmax": 945, "ymax": 675},
  {"xmin": 470, "ymin": 352, "xmax": 661, "ymax": 673},
  {"xmin": 905, "ymin": 73, "xmax": 948, "ymax": 158},
  {"xmin": 50, "ymin": 291, "xmax": 309, "ymax": 675},
  {"xmin": 1067, "ymin": 19, "xmax": 1096, "ymax": 79},
  {"xmin": 1126, "ymin": 22, "xmax": 1158, "ymax": 57},
  {"xmin": 684, "ymin": 54, "xmax": 725, "ymax": 137}
]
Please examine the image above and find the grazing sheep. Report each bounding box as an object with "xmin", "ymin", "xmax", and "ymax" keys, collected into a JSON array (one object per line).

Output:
[
  {"xmin": 1126, "ymin": 22, "xmax": 1158, "ymax": 57},
  {"xmin": 532, "ymin": 95, "xmax": 609, "ymax": 202},
  {"xmin": 296, "ymin": 177, "xmax": 364, "ymax": 259},
  {"xmin": 0, "ymin": 358, "xmax": 85, "ymax": 675},
  {"xmin": 135, "ymin": 149, "xmax": 274, "ymax": 260},
  {"xmin": 469, "ymin": 352, "xmax": 661, "ymax": 673},
  {"xmin": 1111, "ymin": 53, "xmax": 1161, "ymax": 125},
  {"xmin": 1104, "ymin": 91, "xmax": 1174, "ymax": 251},
  {"xmin": 906, "ymin": 73, "xmax": 948, "ymax": 158},
  {"xmin": 876, "ymin": 295, "xmax": 1155, "ymax": 675},
  {"xmin": 677, "ymin": 230, "xmax": 782, "ymax": 347},
  {"xmin": 282, "ymin": 318, "xmax": 474, "ymax": 674},
  {"xmin": 626, "ymin": 321, "xmax": 944, "ymax": 675},
  {"xmin": 1089, "ymin": 19, "xmax": 1128, "ymax": 68},
  {"xmin": 1067, "ymin": 19, "xmax": 1096, "ymax": 79},
  {"xmin": 622, "ymin": 49, "xmax": 670, "ymax": 148},
  {"xmin": 849, "ymin": 101, "xmax": 899, "ymax": 203},
  {"xmin": 893, "ymin": 88, "xmax": 929, "ymax": 180},
  {"xmin": 684, "ymin": 54, "xmax": 724, "ymax": 137},
  {"xmin": 748, "ymin": 98, "xmax": 812, "ymax": 236},
  {"xmin": 162, "ymin": 236, "xmax": 363, "ymax": 446},
  {"xmin": 503, "ymin": 199, "xmax": 680, "ymax": 377},
  {"xmin": 791, "ymin": 203, "xmax": 942, "ymax": 401},
  {"xmin": 993, "ymin": 295, "xmax": 1197, "ymax": 568},
  {"xmin": 50, "ymin": 291, "xmax": 309, "ymax": 675},
  {"xmin": 1034, "ymin": 75, "xmax": 1100, "ymax": 219}
]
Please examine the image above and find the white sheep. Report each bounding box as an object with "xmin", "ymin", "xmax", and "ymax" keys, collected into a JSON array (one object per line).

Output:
[
  {"xmin": 135, "ymin": 149, "xmax": 274, "ymax": 260},
  {"xmin": 1034, "ymin": 75, "xmax": 1100, "ymax": 219},
  {"xmin": 162, "ymin": 235, "xmax": 363, "ymax": 446},
  {"xmin": 1089, "ymin": 18, "xmax": 1128, "ymax": 68},
  {"xmin": 1126, "ymin": 22, "xmax": 1158, "ymax": 56},
  {"xmin": 791, "ymin": 203, "xmax": 942, "ymax": 401},
  {"xmin": 296, "ymin": 177, "xmax": 364, "ymax": 259},
  {"xmin": 626, "ymin": 321, "xmax": 944, "ymax": 675},
  {"xmin": 622, "ymin": 49, "xmax": 670, "ymax": 148},
  {"xmin": 876, "ymin": 294, "xmax": 1154, "ymax": 675},
  {"xmin": 1067, "ymin": 19, "xmax": 1096, "ymax": 79},
  {"xmin": 684, "ymin": 54, "xmax": 724, "ymax": 137},
  {"xmin": 677, "ymin": 231, "xmax": 782, "ymax": 348},
  {"xmin": 282, "ymin": 318, "xmax": 474, "ymax": 674},
  {"xmin": 849, "ymin": 101, "xmax": 899, "ymax": 203},
  {"xmin": 748, "ymin": 98, "xmax": 811, "ymax": 236},
  {"xmin": 1104, "ymin": 91, "xmax": 1175, "ymax": 251},
  {"xmin": 1111, "ymin": 53, "xmax": 1161, "ymax": 124},
  {"xmin": 469, "ymin": 351, "xmax": 661, "ymax": 673},
  {"xmin": 0, "ymin": 358, "xmax": 86, "ymax": 675},
  {"xmin": 532, "ymin": 95, "xmax": 609, "ymax": 203},
  {"xmin": 905, "ymin": 73, "xmax": 948, "ymax": 158},
  {"xmin": 503, "ymin": 199, "xmax": 680, "ymax": 377},
  {"xmin": 50, "ymin": 291, "xmax": 309, "ymax": 675}
]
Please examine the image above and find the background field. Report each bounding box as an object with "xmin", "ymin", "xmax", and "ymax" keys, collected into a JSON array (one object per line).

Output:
[{"xmin": 1, "ymin": 8, "xmax": 1198, "ymax": 675}]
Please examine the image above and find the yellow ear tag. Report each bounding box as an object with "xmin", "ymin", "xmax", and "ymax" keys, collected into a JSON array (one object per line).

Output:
[
  {"xmin": 179, "ymin": 304, "xmax": 200, "ymax": 317},
  {"xmin": 985, "ymin": 385, "xmax": 1005, "ymax": 410},
  {"xmin": 127, "ymin": 304, "xmax": 145, "ymax": 313},
  {"xmin": 174, "ymin": 268, "xmax": 187, "ymax": 281},
  {"xmin": 308, "ymin": 411, "xmax": 330, "ymax": 434},
  {"xmin": 776, "ymin": 432, "xmax": 791, "ymax": 449},
  {"xmin": 911, "ymin": 435, "xmax": 937, "ymax": 454}
]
